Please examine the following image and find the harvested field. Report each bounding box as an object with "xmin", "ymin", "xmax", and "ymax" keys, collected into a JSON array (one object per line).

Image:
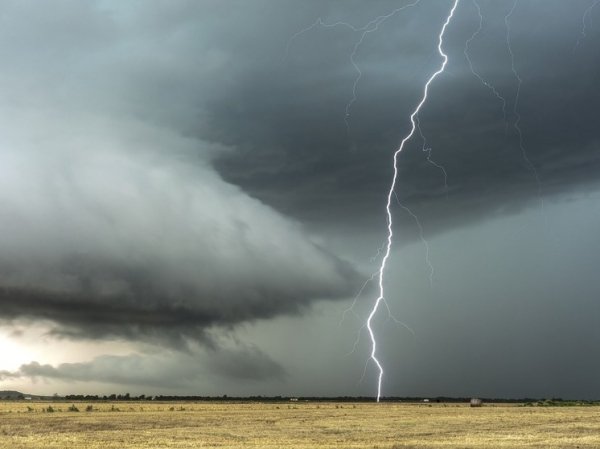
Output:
[{"xmin": 1, "ymin": 401, "xmax": 599, "ymax": 448}]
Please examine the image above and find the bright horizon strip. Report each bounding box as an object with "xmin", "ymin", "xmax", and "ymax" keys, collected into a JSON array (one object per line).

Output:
[{"xmin": 367, "ymin": 0, "xmax": 460, "ymax": 403}]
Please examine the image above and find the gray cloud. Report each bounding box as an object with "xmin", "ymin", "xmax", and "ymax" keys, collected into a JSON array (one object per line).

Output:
[
  {"xmin": 0, "ymin": 343, "xmax": 285, "ymax": 388},
  {"xmin": 0, "ymin": 0, "xmax": 363, "ymax": 342},
  {"xmin": 0, "ymin": 127, "xmax": 357, "ymax": 340},
  {"xmin": 204, "ymin": 0, "xmax": 600, "ymax": 235}
]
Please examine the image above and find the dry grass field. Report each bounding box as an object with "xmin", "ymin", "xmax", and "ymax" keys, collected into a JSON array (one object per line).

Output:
[{"xmin": 1, "ymin": 401, "xmax": 599, "ymax": 449}]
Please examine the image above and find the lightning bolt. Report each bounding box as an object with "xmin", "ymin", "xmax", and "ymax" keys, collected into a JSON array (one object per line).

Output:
[
  {"xmin": 415, "ymin": 116, "xmax": 449, "ymax": 193},
  {"xmin": 369, "ymin": 240, "xmax": 387, "ymax": 264},
  {"xmin": 340, "ymin": 266, "xmax": 415, "ymax": 354},
  {"xmin": 505, "ymin": 0, "xmax": 544, "ymax": 209},
  {"xmin": 284, "ymin": 1, "xmax": 423, "ymax": 134},
  {"xmin": 284, "ymin": 18, "xmax": 353, "ymax": 61},
  {"xmin": 464, "ymin": 0, "xmax": 508, "ymax": 124},
  {"xmin": 575, "ymin": 0, "xmax": 600, "ymax": 49},
  {"xmin": 287, "ymin": 5, "xmax": 440, "ymax": 392},
  {"xmin": 343, "ymin": 0, "xmax": 423, "ymax": 132},
  {"xmin": 339, "ymin": 271, "xmax": 378, "ymax": 328},
  {"xmin": 393, "ymin": 192, "xmax": 434, "ymax": 288},
  {"xmin": 367, "ymin": 0, "xmax": 460, "ymax": 402}
]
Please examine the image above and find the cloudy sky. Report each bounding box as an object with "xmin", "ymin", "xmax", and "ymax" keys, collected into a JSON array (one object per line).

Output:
[{"xmin": 0, "ymin": 0, "xmax": 599, "ymax": 399}]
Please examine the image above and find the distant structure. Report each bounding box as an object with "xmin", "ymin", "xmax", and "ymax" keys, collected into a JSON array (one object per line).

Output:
[
  {"xmin": 470, "ymin": 398, "xmax": 483, "ymax": 407},
  {"xmin": 423, "ymin": 399, "xmax": 430, "ymax": 403},
  {"xmin": 289, "ymin": 398, "xmax": 298, "ymax": 402}
]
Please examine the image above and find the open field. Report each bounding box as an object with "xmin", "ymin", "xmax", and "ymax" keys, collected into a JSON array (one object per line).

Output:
[{"xmin": 1, "ymin": 401, "xmax": 600, "ymax": 448}]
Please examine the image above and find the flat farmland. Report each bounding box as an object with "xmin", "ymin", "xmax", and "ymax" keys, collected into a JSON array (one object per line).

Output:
[{"xmin": 1, "ymin": 401, "xmax": 599, "ymax": 449}]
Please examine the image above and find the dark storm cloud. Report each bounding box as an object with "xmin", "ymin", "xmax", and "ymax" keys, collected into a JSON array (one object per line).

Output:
[{"xmin": 202, "ymin": 0, "xmax": 600, "ymax": 236}]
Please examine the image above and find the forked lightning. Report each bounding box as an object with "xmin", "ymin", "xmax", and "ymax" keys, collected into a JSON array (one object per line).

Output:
[{"xmin": 368, "ymin": 0, "xmax": 460, "ymax": 402}]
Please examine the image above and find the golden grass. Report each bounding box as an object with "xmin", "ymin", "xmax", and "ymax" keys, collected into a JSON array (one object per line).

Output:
[{"xmin": 1, "ymin": 401, "xmax": 599, "ymax": 448}]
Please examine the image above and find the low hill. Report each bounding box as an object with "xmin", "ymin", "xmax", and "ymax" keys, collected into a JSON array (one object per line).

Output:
[
  {"xmin": 0, "ymin": 390, "xmax": 26, "ymax": 399},
  {"xmin": 0, "ymin": 390, "xmax": 50, "ymax": 400}
]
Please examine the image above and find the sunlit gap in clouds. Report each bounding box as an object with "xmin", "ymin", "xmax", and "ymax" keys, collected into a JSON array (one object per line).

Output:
[{"xmin": 0, "ymin": 324, "xmax": 136, "ymax": 372}]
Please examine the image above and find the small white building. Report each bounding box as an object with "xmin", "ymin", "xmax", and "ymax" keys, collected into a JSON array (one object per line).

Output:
[{"xmin": 470, "ymin": 398, "xmax": 483, "ymax": 407}]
